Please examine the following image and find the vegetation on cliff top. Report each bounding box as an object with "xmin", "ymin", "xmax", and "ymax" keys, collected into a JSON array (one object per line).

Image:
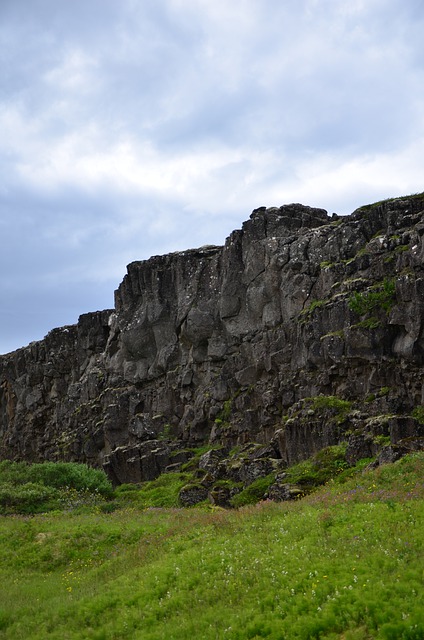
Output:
[{"xmin": 354, "ymin": 191, "xmax": 424, "ymax": 213}]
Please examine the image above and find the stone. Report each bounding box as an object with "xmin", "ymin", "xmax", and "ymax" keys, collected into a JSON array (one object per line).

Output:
[
  {"xmin": 268, "ymin": 475, "xmax": 304, "ymax": 501},
  {"xmin": 1, "ymin": 195, "xmax": 424, "ymax": 486},
  {"xmin": 179, "ymin": 483, "xmax": 209, "ymax": 507}
]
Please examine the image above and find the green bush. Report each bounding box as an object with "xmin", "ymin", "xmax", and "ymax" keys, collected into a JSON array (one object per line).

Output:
[
  {"xmin": 0, "ymin": 482, "xmax": 58, "ymax": 514},
  {"xmin": 0, "ymin": 460, "xmax": 113, "ymax": 496},
  {"xmin": 0, "ymin": 461, "xmax": 113, "ymax": 514},
  {"xmin": 349, "ymin": 278, "xmax": 396, "ymax": 316}
]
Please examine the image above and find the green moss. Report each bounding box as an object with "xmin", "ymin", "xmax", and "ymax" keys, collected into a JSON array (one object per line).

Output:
[
  {"xmin": 285, "ymin": 444, "xmax": 349, "ymax": 490},
  {"xmin": 213, "ymin": 479, "xmax": 243, "ymax": 489},
  {"xmin": 355, "ymin": 191, "xmax": 424, "ymax": 213},
  {"xmin": 306, "ymin": 395, "xmax": 352, "ymax": 424},
  {"xmin": 158, "ymin": 423, "xmax": 173, "ymax": 439},
  {"xmin": 395, "ymin": 244, "xmax": 409, "ymax": 253},
  {"xmin": 215, "ymin": 399, "xmax": 232, "ymax": 425},
  {"xmin": 309, "ymin": 299, "xmax": 326, "ymax": 312},
  {"xmin": 230, "ymin": 474, "xmax": 275, "ymax": 507},
  {"xmin": 300, "ymin": 299, "xmax": 327, "ymax": 320},
  {"xmin": 348, "ymin": 278, "xmax": 396, "ymax": 316},
  {"xmin": 364, "ymin": 387, "xmax": 391, "ymax": 403},
  {"xmin": 131, "ymin": 472, "xmax": 193, "ymax": 508},
  {"xmin": 411, "ymin": 406, "xmax": 424, "ymax": 425},
  {"xmin": 180, "ymin": 446, "xmax": 222, "ymax": 471}
]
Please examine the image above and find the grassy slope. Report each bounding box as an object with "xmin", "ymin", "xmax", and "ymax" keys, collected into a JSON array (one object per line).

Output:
[{"xmin": 0, "ymin": 454, "xmax": 423, "ymax": 640}]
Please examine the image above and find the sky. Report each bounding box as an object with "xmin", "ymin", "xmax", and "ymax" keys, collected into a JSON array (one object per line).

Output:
[{"xmin": 1, "ymin": 0, "xmax": 424, "ymax": 354}]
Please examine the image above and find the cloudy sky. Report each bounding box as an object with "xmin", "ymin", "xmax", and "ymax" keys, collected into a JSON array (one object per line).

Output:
[{"xmin": 1, "ymin": 0, "xmax": 423, "ymax": 354}]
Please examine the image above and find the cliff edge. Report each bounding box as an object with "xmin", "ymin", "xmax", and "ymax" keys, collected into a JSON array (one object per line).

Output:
[{"xmin": 1, "ymin": 195, "xmax": 424, "ymax": 490}]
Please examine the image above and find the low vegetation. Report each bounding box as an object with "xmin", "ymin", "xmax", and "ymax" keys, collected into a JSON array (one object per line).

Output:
[
  {"xmin": 284, "ymin": 443, "xmax": 349, "ymax": 489},
  {"xmin": 114, "ymin": 472, "xmax": 192, "ymax": 510},
  {"xmin": 354, "ymin": 191, "xmax": 424, "ymax": 214},
  {"xmin": 348, "ymin": 278, "xmax": 396, "ymax": 317},
  {"xmin": 0, "ymin": 461, "xmax": 113, "ymax": 515},
  {"xmin": 0, "ymin": 453, "xmax": 422, "ymax": 639},
  {"xmin": 307, "ymin": 396, "xmax": 352, "ymax": 425}
]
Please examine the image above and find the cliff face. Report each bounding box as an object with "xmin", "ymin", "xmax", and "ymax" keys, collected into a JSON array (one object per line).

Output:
[{"xmin": 1, "ymin": 195, "xmax": 424, "ymax": 485}]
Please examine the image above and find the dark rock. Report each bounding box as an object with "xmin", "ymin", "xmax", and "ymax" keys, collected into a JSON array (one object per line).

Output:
[
  {"xmin": 1, "ymin": 195, "xmax": 424, "ymax": 486},
  {"xmin": 179, "ymin": 483, "xmax": 209, "ymax": 506},
  {"xmin": 389, "ymin": 417, "xmax": 424, "ymax": 443},
  {"xmin": 198, "ymin": 447, "xmax": 229, "ymax": 477},
  {"xmin": 209, "ymin": 483, "xmax": 242, "ymax": 508},
  {"xmin": 346, "ymin": 434, "xmax": 376, "ymax": 465},
  {"xmin": 268, "ymin": 477, "xmax": 304, "ymax": 501},
  {"xmin": 377, "ymin": 437, "xmax": 424, "ymax": 465}
]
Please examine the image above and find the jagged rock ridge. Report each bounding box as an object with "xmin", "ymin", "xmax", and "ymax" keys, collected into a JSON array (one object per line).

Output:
[{"xmin": 1, "ymin": 195, "xmax": 424, "ymax": 492}]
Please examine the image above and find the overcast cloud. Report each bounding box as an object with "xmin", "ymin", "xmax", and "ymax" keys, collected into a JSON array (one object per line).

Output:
[{"xmin": 1, "ymin": 0, "xmax": 423, "ymax": 353}]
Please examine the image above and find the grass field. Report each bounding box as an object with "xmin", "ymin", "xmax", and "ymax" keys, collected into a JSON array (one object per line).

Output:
[{"xmin": 0, "ymin": 453, "xmax": 423, "ymax": 639}]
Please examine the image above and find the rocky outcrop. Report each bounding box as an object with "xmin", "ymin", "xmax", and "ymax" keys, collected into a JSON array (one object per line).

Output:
[{"xmin": 1, "ymin": 195, "xmax": 424, "ymax": 489}]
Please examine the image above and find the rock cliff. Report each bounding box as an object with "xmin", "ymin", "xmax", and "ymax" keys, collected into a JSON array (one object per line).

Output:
[{"xmin": 1, "ymin": 194, "xmax": 424, "ymax": 491}]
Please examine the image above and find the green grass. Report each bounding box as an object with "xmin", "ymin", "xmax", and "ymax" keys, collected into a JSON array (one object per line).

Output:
[
  {"xmin": 230, "ymin": 473, "xmax": 275, "ymax": 507},
  {"xmin": 0, "ymin": 453, "xmax": 422, "ymax": 639},
  {"xmin": 0, "ymin": 461, "xmax": 113, "ymax": 514},
  {"xmin": 285, "ymin": 444, "xmax": 349, "ymax": 489},
  {"xmin": 114, "ymin": 472, "xmax": 192, "ymax": 509},
  {"xmin": 355, "ymin": 191, "xmax": 424, "ymax": 213},
  {"xmin": 306, "ymin": 396, "xmax": 352, "ymax": 424}
]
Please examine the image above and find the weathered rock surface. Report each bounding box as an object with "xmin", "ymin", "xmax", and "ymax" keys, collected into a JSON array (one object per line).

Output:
[{"xmin": 1, "ymin": 195, "xmax": 424, "ymax": 491}]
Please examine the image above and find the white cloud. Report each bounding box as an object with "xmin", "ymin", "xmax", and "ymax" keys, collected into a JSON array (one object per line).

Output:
[
  {"xmin": 43, "ymin": 49, "xmax": 99, "ymax": 92},
  {"xmin": 1, "ymin": 0, "xmax": 424, "ymax": 352}
]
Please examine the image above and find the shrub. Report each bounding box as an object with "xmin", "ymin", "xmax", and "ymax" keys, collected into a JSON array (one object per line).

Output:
[
  {"xmin": 348, "ymin": 278, "xmax": 396, "ymax": 316},
  {"xmin": 0, "ymin": 461, "xmax": 113, "ymax": 496},
  {"xmin": 0, "ymin": 461, "xmax": 113, "ymax": 514},
  {"xmin": 0, "ymin": 481, "xmax": 59, "ymax": 514}
]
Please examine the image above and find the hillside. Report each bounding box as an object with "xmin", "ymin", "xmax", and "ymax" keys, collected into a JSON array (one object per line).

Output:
[{"xmin": 0, "ymin": 453, "xmax": 423, "ymax": 639}]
